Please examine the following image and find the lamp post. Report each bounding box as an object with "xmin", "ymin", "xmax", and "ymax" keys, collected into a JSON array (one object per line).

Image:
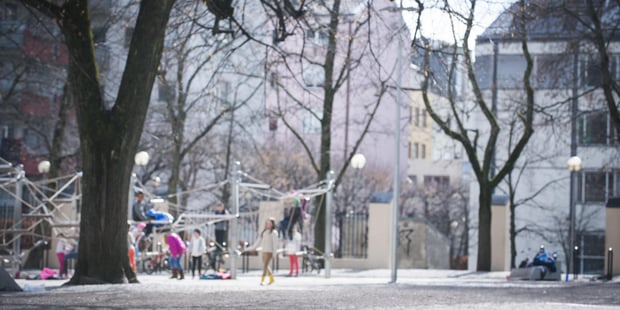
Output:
[
  {"xmin": 380, "ymin": 0, "xmax": 417, "ymax": 284},
  {"xmin": 566, "ymin": 155, "xmax": 582, "ymax": 281},
  {"xmin": 349, "ymin": 154, "xmax": 366, "ymax": 258}
]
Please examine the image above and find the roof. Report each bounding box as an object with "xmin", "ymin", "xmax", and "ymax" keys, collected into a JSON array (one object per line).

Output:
[
  {"xmin": 477, "ymin": 0, "xmax": 620, "ymax": 43},
  {"xmin": 370, "ymin": 192, "xmax": 393, "ymax": 203}
]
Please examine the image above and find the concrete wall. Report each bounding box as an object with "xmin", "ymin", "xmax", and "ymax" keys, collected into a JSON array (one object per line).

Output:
[
  {"xmin": 397, "ymin": 219, "xmax": 450, "ymax": 269},
  {"xmin": 366, "ymin": 203, "xmax": 392, "ymax": 269},
  {"xmin": 491, "ymin": 201, "xmax": 511, "ymax": 271},
  {"xmin": 606, "ymin": 204, "xmax": 620, "ymax": 276},
  {"xmin": 424, "ymin": 223, "xmax": 450, "ymax": 269},
  {"xmin": 397, "ymin": 220, "xmax": 427, "ymax": 268}
]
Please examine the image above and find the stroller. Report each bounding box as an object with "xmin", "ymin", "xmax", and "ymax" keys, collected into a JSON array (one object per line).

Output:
[{"xmin": 301, "ymin": 245, "xmax": 323, "ymax": 274}]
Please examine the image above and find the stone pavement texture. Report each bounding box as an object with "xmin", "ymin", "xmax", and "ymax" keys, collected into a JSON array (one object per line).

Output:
[{"xmin": 1, "ymin": 269, "xmax": 619, "ymax": 309}]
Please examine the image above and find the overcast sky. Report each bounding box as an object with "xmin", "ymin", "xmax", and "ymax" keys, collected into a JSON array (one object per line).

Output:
[{"xmin": 400, "ymin": 0, "xmax": 513, "ymax": 47}]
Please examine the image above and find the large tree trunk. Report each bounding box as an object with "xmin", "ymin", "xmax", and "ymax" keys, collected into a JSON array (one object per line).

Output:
[
  {"xmin": 313, "ymin": 0, "xmax": 340, "ymax": 253},
  {"xmin": 476, "ymin": 184, "xmax": 492, "ymax": 271},
  {"xmin": 23, "ymin": 0, "xmax": 177, "ymax": 284}
]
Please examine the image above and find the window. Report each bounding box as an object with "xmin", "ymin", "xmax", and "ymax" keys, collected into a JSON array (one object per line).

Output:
[
  {"xmin": 421, "ymin": 109, "xmax": 427, "ymax": 128},
  {"xmin": 93, "ymin": 27, "xmax": 106, "ymax": 43},
  {"xmin": 303, "ymin": 63, "xmax": 324, "ymax": 88},
  {"xmin": 413, "ymin": 143, "xmax": 419, "ymax": 159},
  {"xmin": 535, "ymin": 54, "xmax": 572, "ymax": 89},
  {"xmin": 424, "ymin": 175, "xmax": 450, "ymax": 190},
  {"xmin": 306, "ymin": 29, "xmax": 329, "ymax": 46},
  {"xmin": 408, "ymin": 142, "xmax": 412, "ymax": 159},
  {"xmin": 269, "ymin": 117, "xmax": 278, "ymax": 131},
  {"xmin": 158, "ymin": 82, "xmax": 175, "ymax": 102},
  {"xmin": 577, "ymin": 170, "xmax": 620, "ymax": 203},
  {"xmin": 421, "ymin": 144, "xmax": 426, "ymax": 159},
  {"xmin": 269, "ymin": 72, "xmax": 278, "ymax": 88},
  {"xmin": 95, "ymin": 46, "xmax": 109, "ymax": 72},
  {"xmin": 497, "ymin": 55, "xmax": 526, "ymax": 89},
  {"xmin": 216, "ymin": 80, "xmax": 230, "ymax": 104},
  {"xmin": 578, "ymin": 55, "xmax": 602, "ymax": 88},
  {"xmin": 303, "ymin": 109, "xmax": 322, "ymax": 134},
  {"xmin": 610, "ymin": 55, "xmax": 619, "ymax": 81},
  {"xmin": 124, "ymin": 27, "xmax": 134, "ymax": 48},
  {"xmin": 1, "ymin": 3, "xmax": 17, "ymax": 21},
  {"xmin": 23, "ymin": 129, "xmax": 40, "ymax": 149},
  {"xmin": 584, "ymin": 172, "xmax": 606, "ymax": 202},
  {"xmin": 414, "ymin": 108, "xmax": 419, "ymax": 127},
  {"xmin": 578, "ymin": 110, "xmax": 617, "ymax": 146}
]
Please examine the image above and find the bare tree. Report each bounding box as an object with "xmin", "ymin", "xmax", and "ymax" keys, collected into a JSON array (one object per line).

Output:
[
  {"xmin": 265, "ymin": 0, "xmax": 404, "ymax": 252},
  {"xmin": 147, "ymin": 1, "xmax": 264, "ymax": 216},
  {"xmin": 565, "ymin": 0, "xmax": 620, "ymax": 138},
  {"xmin": 0, "ymin": 9, "xmax": 77, "ymax": 179},
  {"xmin": 415, "ymin": 0, "xmax": 536, "ymax": 271}
]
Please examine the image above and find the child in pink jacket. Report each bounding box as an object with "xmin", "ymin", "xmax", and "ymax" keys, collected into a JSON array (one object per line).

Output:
[{"xmin": 165, "ymin": 233, "xmax": 187, "ymax": 280}]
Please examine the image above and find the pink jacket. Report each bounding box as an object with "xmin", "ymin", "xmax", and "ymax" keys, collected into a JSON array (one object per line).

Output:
[{"xmin": 166, "ymin": 233, "xmax": 186, "ymax": 257}]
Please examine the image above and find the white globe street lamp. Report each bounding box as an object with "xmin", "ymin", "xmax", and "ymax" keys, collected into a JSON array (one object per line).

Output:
[
  {"xmin": 567, "ymin": 156, "xmax": 582, "ymax": 172},
  {"xmin": 38, "ymin": 160, "xmax": 51, "ymax": 174},
  {"xmin": 351, "ymin": 153, "xmax": 367, "ymax": 170},
  {"xmin": 134, "ymin": 151, "xmax": 150, "ymax": 166}
]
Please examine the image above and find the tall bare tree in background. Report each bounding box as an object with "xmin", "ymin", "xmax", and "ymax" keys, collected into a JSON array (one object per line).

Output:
[
  {"xmin": 0, "ymin": 14, "xmax": 78, "ymax": 180},
  {"xmin": 144, "ymin": 1, "xmax": 264, "ymax": 216},
  {"xmin": 266, "ymin": 0, "xmax": 402, "ymax": 252},
  {"xmin": 415, "ymin": 0, "xmax": 536, "ymax": 271}
]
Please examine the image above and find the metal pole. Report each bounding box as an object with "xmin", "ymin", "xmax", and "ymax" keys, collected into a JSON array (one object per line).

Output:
[
  {"xmin": 569, "ymin": 170, "xmax": 577, "ymax": 280},
  {"xmin": 128, "ymin": 173, "xmax": 135, "ymax": 222},
  {"xmin": 230, "ymin": 161, "xmax": 240, "ymax": 279},
  {"xmin": 12, "ymin": 165, "xmax": 24, "ymax": 271},
  {"xmin": 490, "ymin": 40, "xmax": 498, "ymax": 179},
  {"xmin": 390, "ymin": 1, "xmax": 404, "ymax": 284},
  {"xmin": 566, "ymin": 53, "xmax": 579, "ymax": 282},
  {"xmin": 325, "ymin": 170, "xmax": 335, "ymax": 279}
]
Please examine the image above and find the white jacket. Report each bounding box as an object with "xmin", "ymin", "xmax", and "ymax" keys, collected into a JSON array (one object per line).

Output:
[{"xmin": 248, "ymin": 229, "xmax": 279, "ymax": 253}]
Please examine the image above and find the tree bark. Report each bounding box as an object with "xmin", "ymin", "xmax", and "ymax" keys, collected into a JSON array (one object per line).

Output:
[{"xmin": 476, "ymin": 184, "xmax": 492, "ymax": 271}]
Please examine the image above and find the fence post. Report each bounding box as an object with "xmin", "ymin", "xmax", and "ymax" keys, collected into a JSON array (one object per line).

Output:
[
  {"xmin": 12, "ymin": 165, "xmax": 24, "ymax": 271},
  {"xmin": 608, "ymin": 248, "xmax": 614, "ymax": 281}
]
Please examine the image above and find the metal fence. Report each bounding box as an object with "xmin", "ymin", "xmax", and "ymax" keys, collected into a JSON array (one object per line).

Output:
[{"xmin": 335, "ymin": 212, "xmax": 368, "ymax": 258}]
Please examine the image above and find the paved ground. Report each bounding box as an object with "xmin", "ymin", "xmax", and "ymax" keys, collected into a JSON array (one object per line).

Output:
[{"xmin": 2, "ymin": 269, "xmax": 619, "ymax": 309}]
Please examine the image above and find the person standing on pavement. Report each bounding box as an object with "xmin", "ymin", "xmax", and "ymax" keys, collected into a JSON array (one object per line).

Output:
[
  {"xmin": 165, "ymin": 232, "xmax": 187, "ymax": 280},
  {"xmin": 55, "ymin": 233, "xmax": 68, "ymax": 278},
  {"xmin": 189, "ymin": 229, "xmax": 206, "ymax": 279},
  {"xmin": 246, "ymin": 217, "xmax": 279, "ymax": 285},
  {"xmin": 214, "ymin": 203, "xmax": 229, "ymax": 248},
  {"xmin": 286, "ymin": 225, "xmax": 302, "ymax": 277}
]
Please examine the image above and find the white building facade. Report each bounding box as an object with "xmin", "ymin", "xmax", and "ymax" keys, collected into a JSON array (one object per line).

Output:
[{"xmin": 470, "ymin": 0, "xmax": 620, "ymax": 273}]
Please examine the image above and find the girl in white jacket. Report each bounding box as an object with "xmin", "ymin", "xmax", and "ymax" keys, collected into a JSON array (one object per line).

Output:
[{"xmin": 247, "ymin": 217, "xmax": 278, "ymax": 285}]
